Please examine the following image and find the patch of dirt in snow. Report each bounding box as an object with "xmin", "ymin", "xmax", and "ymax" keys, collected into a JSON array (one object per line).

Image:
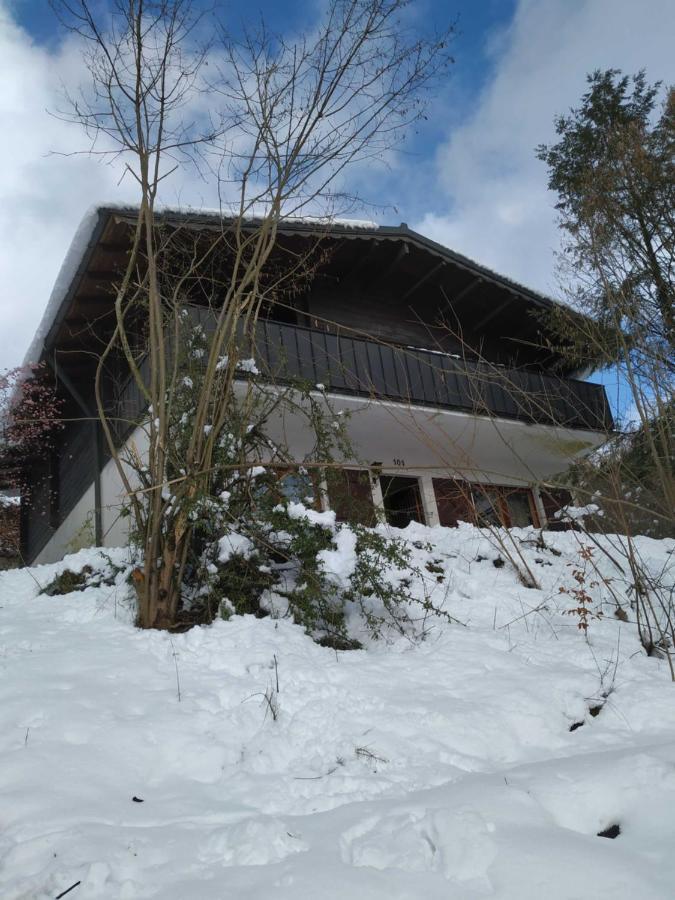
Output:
[{"xmin": 0, "ymin": 530, "xmax": 674, "ymax": 899}]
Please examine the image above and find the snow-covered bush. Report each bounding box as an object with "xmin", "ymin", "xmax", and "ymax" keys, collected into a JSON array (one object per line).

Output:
[
  {"xmin": 123, "ymin": 322, "xmax": 449, "ymax": 641},
  {"xmin": 185, "ymin": 477, "xmax": 448, "ymax": 644}
]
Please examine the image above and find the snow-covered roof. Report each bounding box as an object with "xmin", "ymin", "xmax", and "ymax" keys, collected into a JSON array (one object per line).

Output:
[{"xmin": 24, "ymin": 207, "xmax": 101, "ymax": 367}]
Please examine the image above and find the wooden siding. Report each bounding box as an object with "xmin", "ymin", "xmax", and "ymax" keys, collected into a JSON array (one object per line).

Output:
[
  {"xmin": 305, "ymin": 285, "xmax": 458, "ymax": 353},
  {"xmin": 252, "ymin": 320, "xmax": 613, "ymax": 432},
  {"xmin": 59, "ymin": 421, "xmax": 95, "ymax": 519},
  {"xmin": 23, "ymin": 460, "xmax": 54, "ymax": 562}
]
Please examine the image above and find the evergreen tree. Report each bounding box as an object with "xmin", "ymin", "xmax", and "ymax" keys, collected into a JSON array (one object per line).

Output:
[
  {"xmin": 538, "ymin": 69, "xmax": 674, "ymax": 537},
  {"xmin": 538, "ymin": 69, "xmax": 674, "ymax": 364}
]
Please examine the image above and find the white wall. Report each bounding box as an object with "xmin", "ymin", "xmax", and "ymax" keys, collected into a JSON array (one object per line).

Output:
[
  {"xmin": 35, "ymin": 393, "xmax": 597, "ymax": 562},
  {"xmin": 100, "ymin": 426, "xmax": 148, "ymax": 548},
  {"xmin": 33, "ymin": 483, "xmax": 96, "ymax": 564}
]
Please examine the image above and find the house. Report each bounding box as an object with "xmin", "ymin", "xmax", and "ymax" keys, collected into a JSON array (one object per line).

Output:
[{"xmin": 18, "ymin": 206, "xmax": 612, "ymax": 564}]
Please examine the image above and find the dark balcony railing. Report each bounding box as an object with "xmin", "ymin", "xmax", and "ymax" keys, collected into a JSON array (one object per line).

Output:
[
  {"xmin": 250, "ymin": 320, "xmax": 613, "ymax": 432},
  {"xmin": 113, "ymin": 314, "xmax": 613, "ymax": 436}
]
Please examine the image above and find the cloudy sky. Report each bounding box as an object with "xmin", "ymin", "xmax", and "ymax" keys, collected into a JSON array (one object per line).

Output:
[{"xmin": 1, "ymin": 0, "xmax": 674, "ymax": 376}]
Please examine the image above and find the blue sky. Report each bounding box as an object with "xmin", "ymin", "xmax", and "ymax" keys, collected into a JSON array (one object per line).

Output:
[
  {"xmin": 3, "ymin": 0, "xmax": 520, "ymax": 233},
  {"xmin": 14, "ymin": 0, "xmax": 517, "ymax": 81},
  {"xmin": 10, "ymin": 0, "xmax": 517, "ymax": 208},
  {"xmin": 1, "ymin": 0, "xmax": 674, "ymax": 424}
]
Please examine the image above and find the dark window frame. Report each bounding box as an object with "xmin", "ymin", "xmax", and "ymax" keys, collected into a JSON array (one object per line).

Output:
[
  {"xmin": 379, "ymin": 474, "xmax": 426, "ymax": 529},
  {"xmin": 433, "ymin": 477, "xmax": 540, "ymax": 529}
]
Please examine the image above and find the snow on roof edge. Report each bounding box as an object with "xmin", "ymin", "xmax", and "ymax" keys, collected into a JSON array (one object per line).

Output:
[
  {"xmin": 22, "ymin": 205, "xmax": 105, "ymax": 367},
  {"xmin": 108, "ymin": 202, "xmax": 380, "ymax": 230}
]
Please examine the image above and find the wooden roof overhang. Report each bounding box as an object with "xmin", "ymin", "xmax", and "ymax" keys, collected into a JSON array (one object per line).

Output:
[{"xmin": 31, "ymin": 206, "xmax": 575, "ymax": 381}]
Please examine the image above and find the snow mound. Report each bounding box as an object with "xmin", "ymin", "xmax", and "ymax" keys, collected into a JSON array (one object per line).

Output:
[{"xmin": 1, "ymin": 527, "xmax": 674, "ymax": 899}]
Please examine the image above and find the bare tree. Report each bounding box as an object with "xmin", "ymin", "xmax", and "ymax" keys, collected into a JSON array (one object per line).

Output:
[{"xmin": 51, "ymin": 0, "xmax": 454, "ymax": 628}]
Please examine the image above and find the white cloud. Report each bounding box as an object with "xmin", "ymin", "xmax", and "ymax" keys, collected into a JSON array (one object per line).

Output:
[
  {"xmin": 0, "ymin": 5, "xmax": 216, "ymax": 370},
  {"xmin": 415, "ymin": 0, "xmax": 675, "ymax": 297},
  {"xmin": 0, "ymin": 9, "xmax": 129, "ymax": 369}
]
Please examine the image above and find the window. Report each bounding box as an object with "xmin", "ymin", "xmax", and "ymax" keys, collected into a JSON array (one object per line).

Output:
[
  {"xmin": 379, "ymin": 475, "xmax": 425, "ymax": 528},
  {"xmin": 273, "ymin": 469, "xmax": 319, "ymax": 508},
  {"xmin": 473, "ymin": 485, "xmax": 539, "ymax": 528},
  {"xmin": 502, "ymin": 488, "xmax": 537, "ymax": 527},
  {"xmin": 471, "ymin": 485, "xmax": 504, "ymax": 527},
  {"xmin": 252, "ymin": 468, "xmax": 319, "ymax": 510},
  {"xmin": 433, "ymin": 478, "xmax": 539, "ymax": 529},
  {"xmin": 540, "ymin": 488, "xmax": 573, "ymax": 530},
  {"xmin": 278, "ymin": 471, "xmax": 315, "ymax": 504}
]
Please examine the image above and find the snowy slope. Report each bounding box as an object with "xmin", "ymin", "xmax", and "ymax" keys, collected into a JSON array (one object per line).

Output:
[{"xmin": 1, "ymin": 526, "xmax": 674, "ymax": 899}]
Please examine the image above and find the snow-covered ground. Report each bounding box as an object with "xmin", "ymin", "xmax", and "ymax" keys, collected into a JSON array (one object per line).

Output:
[{"xmin": 1, "ymin": 524, "xmax": 674, "ymax": 899}]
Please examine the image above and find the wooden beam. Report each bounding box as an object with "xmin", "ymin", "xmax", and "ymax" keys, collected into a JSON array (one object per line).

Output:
[
  {"xmin": 401, "ymin": 260, "xmax": 446, "ymax": 300},
  {"xmin": 342, "ymin": 241, "xmax": 381, "ymax": 284},
  {"xmin": 473, "ymin": 294, "xmax": 514, "ymax": 330},
  {"xmin": 380, "ymin": 241, "xmax": 410, "ymax": 280},
  {"xmin": 439, "ymin": 276, "xmax": 482, "ymax": 329},
  {"xmin": 83, "ymin": 270, "xmax": 123, "ymax": 282},
  {"xmin": 51, "ymin": 359, "xmax": 98, "ymax": 373},
  {"xmin": 69, "ymin": 298, "xmax": 117, "ymax": 317},
  {"xmin": 62, "ymin": 319, "xmax": 114, "ymax": 339},
  {"xmin": 64, "ymin": 305, "xmax": 116, "ymax": 322},
  {"xmin": 451, "ymin": 277, "xmax": 482, "ymax": 307},
  {"xmin": 65, "ymin": 317, "xmax": 117, "ymax": 337},
  {"xmin": 97, "ymin": 242, "xmax": 132, "ymax": 254},
  {"xmin": 70, "ymin": 294, "xmax": 116, "ymax": 308},
  {"xmin": 52, "ymin": 342, "xmax": 95, "ymax": 354}
]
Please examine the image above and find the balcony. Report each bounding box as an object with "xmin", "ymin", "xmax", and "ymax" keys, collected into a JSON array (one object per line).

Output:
[
  {"xmin": 250, "ymin": 320, "xmax": 613, "ymax": 433},
  {"xmin": 113, "ymin": 316, "xmax": 612, "ymax": 439}
]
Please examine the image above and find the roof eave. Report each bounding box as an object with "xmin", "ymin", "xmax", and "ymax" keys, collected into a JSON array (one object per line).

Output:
[{"xmin": 27, "ymin": 204, "xmax": 558, "ymax": 366}]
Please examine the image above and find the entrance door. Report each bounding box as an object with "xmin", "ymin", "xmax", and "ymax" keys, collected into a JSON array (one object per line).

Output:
[{"xmin": 379, "ymin": 475, "xmax": 426, "ymax": 528}]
